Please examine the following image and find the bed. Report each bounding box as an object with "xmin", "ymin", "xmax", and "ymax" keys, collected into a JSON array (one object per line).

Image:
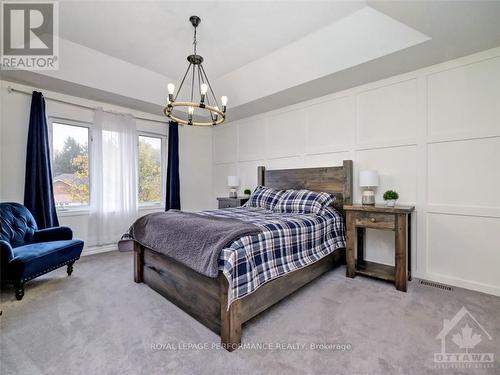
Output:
[{"xmin": 128, "ymin": 161, "xmax": 353, "ymax": 351}]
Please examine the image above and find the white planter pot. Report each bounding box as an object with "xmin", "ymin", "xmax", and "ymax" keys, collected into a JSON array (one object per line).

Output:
[{"xmin": 386, "ymin": 199, "xmax": 397, "ymax": 207}]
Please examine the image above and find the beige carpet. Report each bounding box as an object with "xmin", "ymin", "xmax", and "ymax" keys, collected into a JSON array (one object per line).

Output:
[{"xmin": 1, "ymin": 251, "xmax": 499, "ymax": 375}]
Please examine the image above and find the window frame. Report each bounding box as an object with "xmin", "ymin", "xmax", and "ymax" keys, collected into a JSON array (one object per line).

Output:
[
  {"xmin": 49, "ymin": 117, "xmax": 93, "ymax": 213},
  {"xmin": 137, "ymin": 131, "xmax": 167, "ymax": 209}
]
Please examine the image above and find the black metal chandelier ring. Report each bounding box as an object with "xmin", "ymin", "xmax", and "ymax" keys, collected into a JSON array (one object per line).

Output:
[{"xmin": 163, "ymin": 102, "xmax": 225, "ymax": 126}]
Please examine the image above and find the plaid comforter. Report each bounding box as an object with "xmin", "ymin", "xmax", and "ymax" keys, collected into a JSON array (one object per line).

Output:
[{"xmin": 200, "ymin": 206, "xmax": 346, "ymax": 306}]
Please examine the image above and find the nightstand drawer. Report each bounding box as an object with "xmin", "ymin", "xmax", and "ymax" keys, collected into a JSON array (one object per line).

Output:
[
  {"xmin": 217, "ymin": 197, "xmax": 248, "ymax": 209},
  {"xmin": 354, "ymin": 212, "xmax": 395, "ymax": 230},
  {"xmin": 219, "ymin": 201, "xmax": 238, "ymax": 209}
]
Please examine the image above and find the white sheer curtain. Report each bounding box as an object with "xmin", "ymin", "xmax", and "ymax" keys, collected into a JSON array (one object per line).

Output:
[{"xmin": 90, "ymin": 108, "xmax": 138, "ymax": 245}]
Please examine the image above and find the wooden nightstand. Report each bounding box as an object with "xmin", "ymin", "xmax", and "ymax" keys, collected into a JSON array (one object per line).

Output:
[
  {"xmin": 217, "ymin": 197, "xmax": 249, "ymax": 209},
  {"xmin": 344, "ymin": 204, "xmax": 414, "ymax": 292}
]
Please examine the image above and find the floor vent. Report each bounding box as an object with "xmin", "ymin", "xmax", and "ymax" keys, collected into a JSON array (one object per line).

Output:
[{"xmin": 419, "ymin": 280, "xmax": 453, "ymax": 291}]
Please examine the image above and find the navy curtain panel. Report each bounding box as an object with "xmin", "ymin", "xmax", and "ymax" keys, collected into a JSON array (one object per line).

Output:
[
  {"xmin": 165, "ymin": 121, "xmax": 181, "ymax": 210},
  {"xmin": 24, "ymin": 91, "xmax": 59, "ymax": 229}
]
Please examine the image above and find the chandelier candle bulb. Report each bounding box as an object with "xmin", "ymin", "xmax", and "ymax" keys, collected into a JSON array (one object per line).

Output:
[
  {"xmin": 167, "ymin": 83, "xmax": 175, "ymax": 102},
  {"xmin": 200, "ymin": 83, "xmax": 208, "ymax": 103},
  {"xmin": 188, "ymin": 106, "xmax": 194, "ymax": 124},
  {"xmin": 221, "ymin": 96, "xmax": 228, "ymax": 112},
  {"xmin": 213, "ymin": 106, "xmax": 219, "ymax": 124}
]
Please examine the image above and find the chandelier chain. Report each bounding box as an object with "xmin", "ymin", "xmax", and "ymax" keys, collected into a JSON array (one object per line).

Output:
[{"xmin": 193, "ymin": 25, "xmax": 197, "ymax": 55}]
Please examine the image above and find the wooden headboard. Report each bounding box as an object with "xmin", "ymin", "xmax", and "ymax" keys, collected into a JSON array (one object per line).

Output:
[{"xmin": 257, "ymin": 160, "xmax": 353, "ymax": 212}]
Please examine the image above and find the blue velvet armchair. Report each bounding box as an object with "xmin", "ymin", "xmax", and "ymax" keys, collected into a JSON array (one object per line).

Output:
[{"xmin": 0, "ymin": 202, "xmax": 84, "ymax": 300}]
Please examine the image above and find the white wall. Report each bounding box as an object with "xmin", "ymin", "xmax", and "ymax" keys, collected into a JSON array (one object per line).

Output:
[
  {"xmin": 0, "ymin": 80, "xmax": 213, "ymax": 253},
  {"xmin": 213, "ymin": 47, "xmax": 500, "ymax": 296}
]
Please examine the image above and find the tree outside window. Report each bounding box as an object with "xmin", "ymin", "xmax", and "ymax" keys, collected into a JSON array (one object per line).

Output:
[
  {"xmin": 52, "ymin": 122, "xmax": 90, "ymax": 209},
  {"xmin": 138, "ymin": 135, "xmax": 162, "ymax": 204}
]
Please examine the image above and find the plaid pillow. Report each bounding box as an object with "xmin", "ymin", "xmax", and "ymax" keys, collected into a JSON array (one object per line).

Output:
[
  {"xmin": 244, "ymin": 186, "xmax": 284, "ymax": 210},
  {"xmin": 274, "ymin": 189, "xmax": 334, "ymax": 214}
]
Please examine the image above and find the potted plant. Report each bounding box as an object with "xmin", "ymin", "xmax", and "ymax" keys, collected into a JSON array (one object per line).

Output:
[
  {"xmin": 383, "ymin": 190, "xmax": 399, "ymax": 207},
  {"xmin": 243, "ymin": 189, "xmax": 252, "ymax": 198}
]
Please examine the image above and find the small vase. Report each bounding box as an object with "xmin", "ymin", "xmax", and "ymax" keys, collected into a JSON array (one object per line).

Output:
[{"xmin": 386, "ymin": 199, "xmax": 397, "ymax": 207}]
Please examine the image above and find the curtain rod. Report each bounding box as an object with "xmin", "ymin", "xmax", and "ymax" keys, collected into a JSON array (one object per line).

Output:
[{"xmin": 6, "ymin": 85, "xmax": 169, "ymax": 125}]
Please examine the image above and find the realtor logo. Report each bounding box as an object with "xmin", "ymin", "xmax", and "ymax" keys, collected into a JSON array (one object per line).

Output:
[
  {"xmin": 1, "ymin": 1, "xmax": 59, "ymax": 70},
  {"xmin": 434, "ymin": 306, "xmax": 494, "ymax": 369}
]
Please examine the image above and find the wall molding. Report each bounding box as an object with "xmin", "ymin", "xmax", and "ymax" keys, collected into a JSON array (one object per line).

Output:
[{"xmin": 213, "ymin": 46, "xmax": 500, "ymax": 296}]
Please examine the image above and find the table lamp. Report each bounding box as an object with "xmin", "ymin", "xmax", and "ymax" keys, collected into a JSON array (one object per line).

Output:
[
  {"xmin": 359, "ymin": 170, "xmax": 379, "ymax": 205},
  {"xmin": 227, "ymin": 176, "xmax": 239, "ymax": 198}
]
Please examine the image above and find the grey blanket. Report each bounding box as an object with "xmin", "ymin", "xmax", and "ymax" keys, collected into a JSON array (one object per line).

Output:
[{"xmin": 125, "ymin": 210, "xmax": 261, "ymax": 277}]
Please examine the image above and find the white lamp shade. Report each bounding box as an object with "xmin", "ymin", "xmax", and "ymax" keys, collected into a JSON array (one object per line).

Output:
[
  {"xmin": 359, "ymin": 170, "xmax": 379, "ymax": 187},
  {"xmin": 227, "ymin": 176, "xmax": 239, "ymax": 188}
]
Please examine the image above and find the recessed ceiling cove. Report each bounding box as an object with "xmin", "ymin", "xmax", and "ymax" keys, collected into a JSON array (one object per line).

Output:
[{"xmin": 58, "ymin": 0, "xmax": 366, "ymax": 79}]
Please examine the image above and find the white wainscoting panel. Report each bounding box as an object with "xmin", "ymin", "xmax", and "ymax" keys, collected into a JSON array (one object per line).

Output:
[
  {"xmin": 427, "ymin": 213, "xmax": 500, "ymax": 292},
  {"xmin": 427, "ymin": 57, "xmax": 500, "ymax": 138},
  {"xmin": 238, "ymin": 160, "xmax": 265, "ymax": 192},
  {"xmin": 306, "ymin": 96, "xmax": 355, "ymax": 154},
  {"xmin": 238, "ymin": 117, "xmax": 266, "ymax": 161},
  {"xmin": 213, "ymin": 123, "xmax": 237, "ymax": 163},
  {"xmin": 266, "ymin": 109, "xmax": 306, "ymax": 159},
  {"xmin": 267, "ymin": 156, "xmax": 305, "ymax": 170},
  {"xmin": 304, "ymin": 152, "xmax": 352, "ymax": 168},
  {"xmin": 427, "ymin": 137, "xmax": 500, "ymax": 208},
  {"xmin": 214, "ymin": 163, "xmax": 237, "ymax": 198},
  {"xmin": 356, "ymin": 79, "xmax": 417, "ymax": 145},
  {"xmin": 355, "ymin": 145, "xmax": 417, "ymax": 204}
]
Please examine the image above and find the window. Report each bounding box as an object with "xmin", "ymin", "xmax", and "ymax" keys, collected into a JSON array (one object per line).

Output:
[
  {"xmin": 51, "ymin": 121, "xmax": 90, "ymax": 210},
  {"xmin": 138, "ymin": 135, "xmax": 163, "ymax": 205}
]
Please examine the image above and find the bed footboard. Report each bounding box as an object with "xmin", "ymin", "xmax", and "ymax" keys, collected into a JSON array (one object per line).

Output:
[
  {"xmin": 133, "ymin": 242, "xmax": 344, "ymax": 351},
  {"xmin": 220, "ymin": 276, "xmax": 242, "ymax": 351}
]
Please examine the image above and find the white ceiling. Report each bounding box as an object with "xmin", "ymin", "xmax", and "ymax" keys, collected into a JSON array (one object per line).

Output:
[
  {"xmin": 3, "ymin": 1, "xmax": 500, "ymax": 119},
  {"xmin": 59, "ymin": 0, "xmax": 365, "ymax": 79}
]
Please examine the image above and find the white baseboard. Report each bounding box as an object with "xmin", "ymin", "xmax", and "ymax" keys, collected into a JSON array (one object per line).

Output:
[{"xmin": 82, "ymin": 244, "xmax": 117, "ymax": 256}]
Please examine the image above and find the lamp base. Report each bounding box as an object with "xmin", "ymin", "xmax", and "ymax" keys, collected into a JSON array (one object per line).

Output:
[
  {"xmin": 229, "ymin": 189, "xmax": 237, "ymax": 198},
  {"xmin": 362, "ymin": 189, "xmax": 376, "ymax": 205}
]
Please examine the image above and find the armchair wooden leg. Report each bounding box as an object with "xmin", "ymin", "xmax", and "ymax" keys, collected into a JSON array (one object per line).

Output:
[
  {"xmin": 14, "ymin": 282, "xmax": 24, "ymax": 301},
  {"xmin": 67, "ymin": 262, "xmax": 74, "ymax": 276}
]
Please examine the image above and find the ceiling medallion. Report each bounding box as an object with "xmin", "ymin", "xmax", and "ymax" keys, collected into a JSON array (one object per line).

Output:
[{"xmin": 164, "ymin": 16, "xmax": 227, "ymax": 126}]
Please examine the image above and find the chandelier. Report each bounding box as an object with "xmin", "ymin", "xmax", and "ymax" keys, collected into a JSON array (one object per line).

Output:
[{"xmin": 164, "ymin": 16, "xmax": 227, "ymax": 126}]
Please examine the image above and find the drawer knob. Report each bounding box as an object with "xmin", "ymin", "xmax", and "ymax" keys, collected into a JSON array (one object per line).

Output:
[{"xmin": 370, "ymin": 217, "xmax": 376, "ymax": 223}]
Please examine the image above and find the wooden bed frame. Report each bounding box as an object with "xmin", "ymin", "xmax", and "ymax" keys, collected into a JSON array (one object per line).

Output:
[{"xmin": 133, "ymin": 160, "xmax": 353, "ymax": 351}]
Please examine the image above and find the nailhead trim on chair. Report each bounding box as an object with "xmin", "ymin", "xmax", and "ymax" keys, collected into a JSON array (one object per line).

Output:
[{"xmin": 5, "ymin": 256, "xmax": 80, "ymax": 283}]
